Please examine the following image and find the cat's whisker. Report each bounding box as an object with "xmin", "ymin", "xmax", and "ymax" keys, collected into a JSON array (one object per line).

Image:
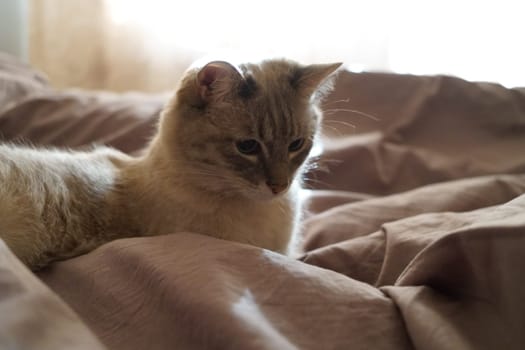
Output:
[
  {"xmin": 303, "ymin": 164, "xmax": 322, "ymax": 173},
  {"xmin": 316, "ymin": 157, "xmax": 345, "ymax": 167},
  {"xmin": 320, "ymin": 124, "xmax": 349, "ymax": 138},
  {"xmin": 322, "ymin": 120, "xmax": 358, "ymax": 136},
  {"xmin": 301, "ymin": 176, "xmax": 334, "ymax": 190},
  {"xmin": 322, "ymin": 98, "xmax": 351, "ymax": 107},
  {"xmin": 276, "ymin": 202, "xmax": 288, "ymax": 215},
  {"xmin": 302, "ymin": 157, "xmax": 322, "ymax": 171},
  {"xmin": 323, "ymin": 120, "xmax": 357, "ymax": 129},
  {"xmin": 323, "ymin": 108, "xmax": 380, "ymax": 122}
]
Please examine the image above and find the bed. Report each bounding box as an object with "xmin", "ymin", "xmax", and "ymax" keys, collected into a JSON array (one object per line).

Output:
[{"xmin": 1, "ymin": 52, "xmax": 524, "ymax": 350}]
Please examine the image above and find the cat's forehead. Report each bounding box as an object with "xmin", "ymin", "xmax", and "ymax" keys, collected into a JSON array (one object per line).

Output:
[
  {"xmin": 194, "ymin": 59, "xmax": 317, "ymax": 140},
  {"xmin": 237, "ymin": 60, "xmax": 305, "ymax": 113},
  {"xmin": 238, "ymin": 95, "xmax": 315, "ymax": 142},
  {"xmin": 240, "ymin": 60, "xmax": 298, "ymax": 91},
  {"xmin": 231, "ymin": 60, "xmax": 315, "ymax": 139}
]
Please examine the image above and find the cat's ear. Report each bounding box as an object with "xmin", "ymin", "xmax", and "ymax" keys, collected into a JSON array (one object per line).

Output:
[
  {"xmin": 196, "ymin": 61, "xmax": 242, "ymax": 104},
  {"xmin": 291, "ymin": 62, "xmax": 343, "ymax": 98}
]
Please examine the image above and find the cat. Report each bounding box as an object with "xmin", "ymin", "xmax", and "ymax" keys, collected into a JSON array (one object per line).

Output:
[{"xmin": 0, "ymin": 58, "xmax": 341, "ymax": 270}]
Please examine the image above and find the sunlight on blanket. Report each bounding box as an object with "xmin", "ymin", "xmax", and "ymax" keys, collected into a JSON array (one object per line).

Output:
[{"xmin": 232, "ymin": 289, "xmax": 297, "ymax": 348}]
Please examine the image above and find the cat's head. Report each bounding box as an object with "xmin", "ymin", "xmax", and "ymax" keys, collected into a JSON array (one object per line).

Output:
[{"xmin": 158, "ymin": 58, "xmax": 341, "ymax": 200}]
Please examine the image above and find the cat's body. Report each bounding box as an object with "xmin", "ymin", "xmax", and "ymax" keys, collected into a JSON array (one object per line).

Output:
[
  {"xmin": 0, "ymin": 145, "xmax": 123, "ymax": 267},
  {"xmin": 0, "ymin": 143, "xmax": 297, "ymax": 268},
  {"xmin": 0, "ymin": 58, "xmax": 340, "ymax": 269}
]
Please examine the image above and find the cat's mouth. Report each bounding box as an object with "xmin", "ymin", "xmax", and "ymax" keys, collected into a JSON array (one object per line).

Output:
[
  {"xmin": 265, "ymin": 181, "xmax": 289, "ymax": 195},
  {"xmin": 244, "ymin": 181, "xmax": 289, "ymax": 201}
]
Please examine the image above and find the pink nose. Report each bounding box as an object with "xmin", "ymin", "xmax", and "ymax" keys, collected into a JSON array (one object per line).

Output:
[{"xmin": 266, "ymin": 181, "xmax": 288, "ymax": 194}]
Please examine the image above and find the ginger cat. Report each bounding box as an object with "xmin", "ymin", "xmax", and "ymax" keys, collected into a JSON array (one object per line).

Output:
[{"xmin": 0, "ymin": 58, "xmax": 341, "ymax": 269}]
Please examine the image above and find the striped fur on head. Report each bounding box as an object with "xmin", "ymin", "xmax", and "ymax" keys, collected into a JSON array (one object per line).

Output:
[{"xmin": 158, "ymin": 58, "xmax": 341, "ymax": 200}]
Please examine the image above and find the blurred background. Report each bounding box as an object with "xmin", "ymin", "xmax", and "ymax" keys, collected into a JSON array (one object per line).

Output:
[{"xmin": 1, "ymin": 0, "xmax": 524, "ymax": 92}]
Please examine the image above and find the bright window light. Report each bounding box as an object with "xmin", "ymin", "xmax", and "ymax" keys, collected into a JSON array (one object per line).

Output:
[
  {"xmin": 388, "ymin": 0, "xmax": 525, "ymax": 88},
  {"xmin": 106, "ymin": 0, "xmax": 524, "ymax": 87}
]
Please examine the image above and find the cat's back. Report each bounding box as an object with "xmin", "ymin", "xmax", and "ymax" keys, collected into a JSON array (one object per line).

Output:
[
  {"xmin": 0, "ymin": 144, "xmax": 121, "ymax": 197},
  {"xmin": 0, "ymin": 144, "xmax": 125, "ymax": 266}
]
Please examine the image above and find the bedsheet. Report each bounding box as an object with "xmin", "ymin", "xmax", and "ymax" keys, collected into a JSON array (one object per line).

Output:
[{"xmin": 1, "ymin": 52, "xmax": 525, "ymax": 349}]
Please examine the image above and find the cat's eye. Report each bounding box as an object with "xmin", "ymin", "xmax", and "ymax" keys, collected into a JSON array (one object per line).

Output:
[
  {"xmin": 288, "ymin": 138, "xmax": 305, "ymax": 152},
  {"xmin": 236, "ymin": 139, "xmax": 260, "ymax": 155}
]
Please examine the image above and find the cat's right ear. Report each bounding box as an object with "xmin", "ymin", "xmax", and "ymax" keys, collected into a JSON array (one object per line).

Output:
[
  {"xmin": 196, "ymin": 61, "xmax": 242, "ymax": 105},
  {"xmin": 291, "ymin": 62, "xmax": 343, "ymax": 99}
]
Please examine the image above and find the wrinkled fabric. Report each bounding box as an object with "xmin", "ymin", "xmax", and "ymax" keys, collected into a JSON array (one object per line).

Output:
[
  {"xmin": 313, "ymin": 72, "xmax": 525, "ymax": 194},
  {"xmin": 0, "ymin": 241, "xmax": 105, "ymax": 350},
  {"xmin": 0, "ymin": 90, "xmax": 163, "ymax": 154},
  {"xmin": 1, "ymin": 52, "xmax": 525, "ymax": 349},
  {"xmin": 39, "ymin": 234, "xmax": 412, "ymax": 350},
  {"xmin": 0, "ymin": 52, "xmax": 49, "ymax": 114}
]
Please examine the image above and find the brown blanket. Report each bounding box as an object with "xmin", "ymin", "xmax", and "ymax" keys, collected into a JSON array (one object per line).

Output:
[
  {"xmin": 1, "ymin": 53, "xmax": 525, "ymax": 349},
  {"xmin": 0, "ymin": 240, "xmax": 104, "ymax": 350}
]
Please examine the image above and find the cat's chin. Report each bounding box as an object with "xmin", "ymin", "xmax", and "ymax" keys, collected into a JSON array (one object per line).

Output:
[
  {"xmin": 199, "ymin": 185, "xmax": 283, "ymax": 201},
  {"xmin": 240, "ymin": 186, "xmax": 288, "ymax": 202},
  {"xmin": 251, "ymin": 192, "xmax": 283, "ymax": 202}
]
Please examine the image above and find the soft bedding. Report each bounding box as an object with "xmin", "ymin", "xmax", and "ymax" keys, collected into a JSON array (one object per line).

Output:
[
  {"xmin": 0, "ymin": 240, "xmax": 104, "ymax": 349},
  {"xmin": 1, "ymin": 52, "xmax": 525, "ymax": 349}
]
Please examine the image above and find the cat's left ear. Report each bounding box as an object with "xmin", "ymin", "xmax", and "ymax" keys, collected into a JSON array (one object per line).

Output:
[
  {"xmin": 291, "ymin": 62, "xmax": 343, "ymax": 98},
  {"xmin": 196, "ymin": 61, "xmax": 243, "ymax": 104}
]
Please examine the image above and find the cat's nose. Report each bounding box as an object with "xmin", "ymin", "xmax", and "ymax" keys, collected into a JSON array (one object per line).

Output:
[{"xmin": 266, "ymin": 181, "xmax": 288, "ymax": 194}]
